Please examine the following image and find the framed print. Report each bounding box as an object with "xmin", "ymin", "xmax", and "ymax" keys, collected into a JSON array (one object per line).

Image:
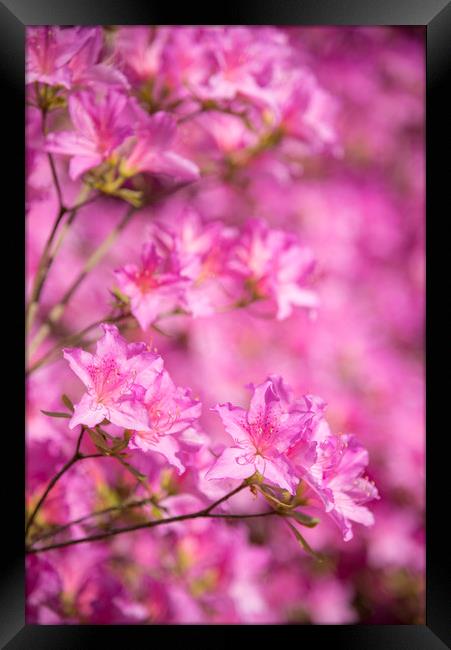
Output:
[{"xmin": 1, "ymin": 0, "xmax": 449, "ymax": 648}]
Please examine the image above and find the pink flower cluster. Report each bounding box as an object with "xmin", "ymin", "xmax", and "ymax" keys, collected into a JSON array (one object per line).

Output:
[
  {"xmin": 28, "ymin": 26, "xmax": 338, "ymax": 191},
  {"xmin": 25, "ymin": 322, "xmax": 378, "ymax": 624},
  {"xmin": 26, "ymin": 25, "xmax": 424, "ymax": 624},
  {"xmin": 64, "ymin": 324, "xmax": 377, "ymax": 544},
  {"xmin": 208, "ymin": 376, "xmax": 378, "ymax": 541},
  {"xmin": 64, "ymin": 324, "xmax": 202, "ymax": 473},
  {"xmin": 114, "ymin": 212, "xmax": 317, "ymax": 328}
]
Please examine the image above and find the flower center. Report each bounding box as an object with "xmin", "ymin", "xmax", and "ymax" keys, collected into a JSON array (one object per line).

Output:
[
  {"xmin": 247, "ymin": 416, "xmax": 278, "ymax": 455},
  {"xmin": 136, "ymin": 268, "xmax": 160, "ymax": 294},
  {"xmin": 87, "ymin": 357, "xmax": 128, "ymax": 402}
]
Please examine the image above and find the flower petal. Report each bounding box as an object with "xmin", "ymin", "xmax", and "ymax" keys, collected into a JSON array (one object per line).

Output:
[
  {"xmin": 212, "ymin": 403, "xmax": 251, "ymax": 445},
  {"xmin": 206, "ymin": 447, "xmax": 256, "ymax": 480},
  {"xmin": 69, "ymin": 393, "xmax": 106, "ymax": 430},
  {"xmin": 62, "ymin": 348, "xmax": 95, "ymax": 390}
]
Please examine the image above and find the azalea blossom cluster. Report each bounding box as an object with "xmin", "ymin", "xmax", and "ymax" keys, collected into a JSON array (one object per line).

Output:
[
  {"xmin": 63, "ymin": 323, "xmax": 203, "ymax": 473},
  {"xmin": 209, "ymin": 377, "xmax": 378, "ymax": 543},
  {"xmin": 26, "ymin": 26, "xmax": 424, "ymax": 624},
  {"xmin": 63, "ymin": 323, "xmax": 377, "ymax": 541},
  {"xmin": 114, "ymin": 212, "xmax": 317, "ymax": 328}
]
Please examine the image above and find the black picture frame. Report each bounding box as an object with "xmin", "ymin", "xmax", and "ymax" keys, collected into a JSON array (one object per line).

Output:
[{"xmin": 3, "ymin": 1, "xmax": 449, "ymax": 647}]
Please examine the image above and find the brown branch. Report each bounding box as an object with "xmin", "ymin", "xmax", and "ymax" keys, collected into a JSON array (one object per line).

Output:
[
  {"xmin": 31, "ymin": 496, "xmax": 158, "ymax": 544},
  {"xmin": 25, "ymin": 428, "xmax": 87, "ymax": 537},
  {"xmin": 26, "ymin": 482, "xmax": 268, "ymax": 554}
]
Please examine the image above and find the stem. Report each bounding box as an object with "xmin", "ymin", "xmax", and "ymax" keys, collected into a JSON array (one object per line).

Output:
[
  {"xmin": 28, "ymin": 205, "xmax": 137, "ymax": 357},
  {"xmin": 41, "ymin": 109, "xmax": 64, "ymax": 209},
  {"xmin": 47, "ymin": 150, "xmax": 64, "ymax": 208},
  {"xmin": 31, "ymin": 496, "xmax": 158, "ymax": 544},
  {"xmin": 26, "ymin": 483, "xmax": 258, "ymax": 553},
  {"xmin": 25, "ymin": 428, "xmax": 86, "ymax": 537}
]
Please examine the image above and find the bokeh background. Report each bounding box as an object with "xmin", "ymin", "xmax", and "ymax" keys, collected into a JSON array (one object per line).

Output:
[{"xmin": 26, "ymin": 26, "xmax": 425, "ymax": 623}]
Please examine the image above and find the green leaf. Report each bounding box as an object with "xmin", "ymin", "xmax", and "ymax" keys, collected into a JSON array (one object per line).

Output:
[
  {"xmin": 259, "ymin": 484, "xmax": 293, "ymax": 510},
  {"xmin": 87, "ymin": 427, "xmax": 110, "ymax": 452},
  {"xmin": 116, "ymin": 454, "xmax": 147, "ymax": 481},
  {"xmin": 61, "ymin": 394, "xmax": 74, "ymax": 412},
  {"xmin": 110, "ymin": 430, "xmax": 133, "ymax": 454},
  {"xmin": 285, "ymin": 521, "xmax": 323, "ymax": 561},
  {"xmin": 289, "ymin": 511, "xmax": 320, "ymax": 528},
  {"xmin": 95, "ymin": 426, "xmax": 114, "ymax": 439},
  {"xmin": 41, "ymin": 410, "xmax": 71, "ymax": 419}
]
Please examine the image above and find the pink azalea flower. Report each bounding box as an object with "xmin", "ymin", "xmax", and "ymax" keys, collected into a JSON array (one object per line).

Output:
[
  {"xmin": 114, "ymin": 241, "xmax": 188, "ymax": 330},
  {"xmin": 317, "ymin": 433, "xmax": 379, "ymax": 542},
  {"xmin": 284, "ymin": 81, "xmax": 338, "ymax": 152},
  {"xmin": 367, "ymin": 505, "xmax": 424, "ymax": 571},
  {"xmin": 229, "ymin": 218, "xmax": 318, "ymax": 319},
  {"xmin": 307, "ymin": 577, "xmax": 357, "ymax": 624},
  {"xmin": 160, "ymin": 28, "xmax": 215, "ymax": 99},
  {"xmin": 270, "ymin": 68, "xmax": 339, "ymax": 152},
  {"xmin": 208, "ymin": 374, "xmax": 378, "ymax": 539},
  {"xmin": 155, "ymin": 209, "xmax": 237, "ymax": 317},
  {"xmin": 130, "ymin": 369, "xmax": 202, "ymax": 473},
  {"xmin": 26, "ymin": 26, "xmax": 93, "ymax": 88},
  {"xmin": 120, "ymin": 110, "xmax": 200, "ymax": 182},
  {"xmin": 206, "ymin": 376, "xmax": 308, "ymax": 493},
  {"xmin": 67, "ymin": 28, "xmax": 129, "ymax": 89},
  {"xmin": 287, "ymin": 401, "xmax": 379, "ymax": 541},
  {"xmin": 26, "ymin": 555, "xmax": 63, "ymax": 623},
  {"xmin": 46, "ymin": 89, "xmax": 132, "ymax": 179},
  {"xmin": 283, "ymin": 394, "xmax": 328, "ymax": 488},
  {"xmin": 114, "ymin": 26, "xmax": 170, "ymax": 82},
  {"xmin": 200, "ymin": 27, "xmax": 290, "ymax": 106},
  {"xmin": 63, "ymin": 323, "xmax": 162, "ymax": 430}
]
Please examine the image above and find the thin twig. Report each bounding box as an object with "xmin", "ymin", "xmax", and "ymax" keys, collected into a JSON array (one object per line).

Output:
[
  {"xmin": 26, "ymin": 185, "xmax": 93, "ymax": 336},
  {"xmin": 26, "ymin": 483, "xmax": 256, "ymax": 553},
  {"xmin": 42, "ymin": 109, "xmax": 64, "ymax": 210},
  {"xmin": 26, "ymin": 108, "xmax": 65, "ymax": 333},
  {"xmin": 34, "ymin": 508, "xmax": 275, "ymax": 547}
]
